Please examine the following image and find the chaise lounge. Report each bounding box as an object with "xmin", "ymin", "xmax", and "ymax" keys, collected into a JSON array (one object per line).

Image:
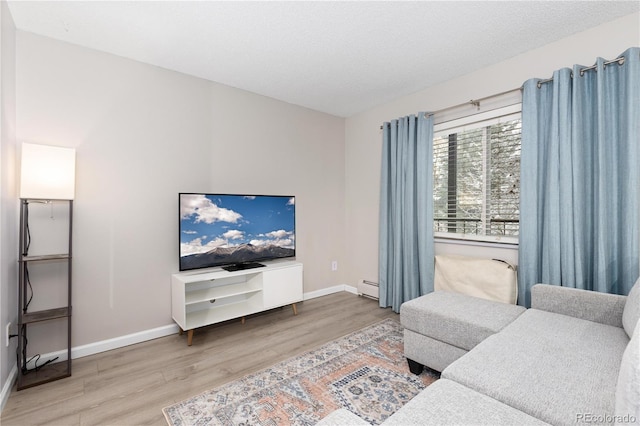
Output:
[{"xmin": 318, "ymin": 278, "xmax": 640, "ymax": 425}]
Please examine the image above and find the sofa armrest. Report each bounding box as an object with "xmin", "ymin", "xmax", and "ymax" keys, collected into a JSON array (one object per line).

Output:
[{"xmin": 531, "ymin": 284, "xmax": 626, "ymax": 327}]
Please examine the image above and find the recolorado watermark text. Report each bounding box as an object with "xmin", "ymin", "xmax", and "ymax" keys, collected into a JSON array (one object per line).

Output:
[{"xmin": 576, "ymin": 413, "xmax": 637, "ymax": 424}]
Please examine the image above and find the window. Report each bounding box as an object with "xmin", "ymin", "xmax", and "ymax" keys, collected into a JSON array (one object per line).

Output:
[{"xmin": 433, "ymin": 105, "xmax": 521, "ymax": 242}]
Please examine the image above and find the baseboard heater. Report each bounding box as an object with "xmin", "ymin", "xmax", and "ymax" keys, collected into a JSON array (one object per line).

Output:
[{"xmin": 358, "ymin": 280, "xmax": 379, "ymax": 300}]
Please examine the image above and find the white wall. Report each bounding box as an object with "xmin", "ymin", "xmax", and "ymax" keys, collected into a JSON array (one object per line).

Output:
[
  {"xmin": 344, "ymin": 12, "xmax": 640, "ymax": 288},
  {"xmin": 208, "ymin": 83, "xmax": 346, "ymax": 291},
  {"xmin": 15, "ymin": 31, "xmax": 345, "ymax": 352},
  {"xmin": 0, "ymin": 0, "xmax": 17, "ymax": 408}
]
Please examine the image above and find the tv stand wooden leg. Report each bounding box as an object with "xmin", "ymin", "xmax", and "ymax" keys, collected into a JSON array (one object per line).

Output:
[
  {"xmin": 291, "ymin": 303, "xmax": 298, "ymax": 315},
  {"xmin": 187, "ymin": 329, "xmax": 194, "ymax": 346}
]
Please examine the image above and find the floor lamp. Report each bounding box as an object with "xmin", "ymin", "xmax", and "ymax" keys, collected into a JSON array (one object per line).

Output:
[{"xmin": 17, "ymin": 142, "xmax": 76, "ymax": 389}]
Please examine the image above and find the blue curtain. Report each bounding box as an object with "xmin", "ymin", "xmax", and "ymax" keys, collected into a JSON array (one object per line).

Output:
[
  {"xmin": 379, "ymin": 112, "xmax": 434, "ymax": 312},
  {"xmin": 519, "ymin": 47, "xmax": 640, "ymax": 307}
]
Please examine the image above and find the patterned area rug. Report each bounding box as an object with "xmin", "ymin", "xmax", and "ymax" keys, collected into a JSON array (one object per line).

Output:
[{"xmin": 163, "ymin": 319, "xmax": 437, "ymax": 425}]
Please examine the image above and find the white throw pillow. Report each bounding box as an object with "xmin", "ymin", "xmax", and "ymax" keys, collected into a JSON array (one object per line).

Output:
[{"xmin": 434, "ymin": 255, "xmax": 518, "ymax": 304}]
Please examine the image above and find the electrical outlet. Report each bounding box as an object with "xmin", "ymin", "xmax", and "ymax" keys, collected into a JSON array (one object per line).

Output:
[
  {"xmin": 331, "ymin": 261, "xmax": 338, "ymax": 271},
  {"xmin": 5, "ymin": 322, "xmax": 11, "ymax": 347}
]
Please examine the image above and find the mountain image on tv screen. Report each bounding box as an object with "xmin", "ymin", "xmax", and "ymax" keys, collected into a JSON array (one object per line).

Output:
[{"xmin": 179, "ymin": 193, "xmax": 295, "ymax": 271}]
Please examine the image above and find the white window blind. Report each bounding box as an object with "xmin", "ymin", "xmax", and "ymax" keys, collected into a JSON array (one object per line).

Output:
[{"xmin": 433, "ymin": 105, "xmax": 521, "ymax": 243}]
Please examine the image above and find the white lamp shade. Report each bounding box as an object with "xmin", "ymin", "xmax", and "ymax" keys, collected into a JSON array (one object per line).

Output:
[{"xmin": 20, "ymin": 143, "xmax": 76, "ymax": 200}]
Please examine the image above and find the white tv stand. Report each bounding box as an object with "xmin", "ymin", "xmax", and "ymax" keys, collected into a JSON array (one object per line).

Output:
[{"xmin": 171, "ymin": 260, "xmax": 303, "ymax": 346}]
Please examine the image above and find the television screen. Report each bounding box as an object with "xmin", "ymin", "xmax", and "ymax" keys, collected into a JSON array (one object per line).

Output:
[{"xmin": 179, "ymin": 193, "xmax": 295, "ymax": 271}]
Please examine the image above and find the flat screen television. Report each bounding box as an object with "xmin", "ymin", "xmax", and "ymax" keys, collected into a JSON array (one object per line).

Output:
[{"xmin": 179, "ymin": 193, "xmax": 295, "ymax": 272}]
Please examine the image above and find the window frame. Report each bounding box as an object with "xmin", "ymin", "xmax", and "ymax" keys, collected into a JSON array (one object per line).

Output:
[{"xmin": 432, "ymin": 104, "xmax": 522, "ymax": 245}]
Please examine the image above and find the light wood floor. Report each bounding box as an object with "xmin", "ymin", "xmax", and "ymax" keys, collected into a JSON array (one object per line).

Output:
[{"xmin": 1, "ymin": 292, "xmax": 397, "ymax": 425}]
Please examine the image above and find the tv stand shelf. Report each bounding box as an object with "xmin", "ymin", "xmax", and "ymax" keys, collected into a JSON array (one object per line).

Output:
[{"xmin": 171, "ymin": 261, "xmax": 303, "ymax": 346}]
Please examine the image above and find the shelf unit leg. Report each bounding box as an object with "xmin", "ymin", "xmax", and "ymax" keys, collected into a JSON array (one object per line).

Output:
[
  {"xmin": 187, "ymin": 329, "xmax": 194, "ymax": 346},
  {"xmin": 179, "ymin": 328, "xmax": 183, "ymax": 336},
  {"xmin": 292, "ymin": 303, "xmax": 298, "ymax": 315},
  {"xmin": 241, "ymin": 316, "xmax": 246, "ymax": 324}
]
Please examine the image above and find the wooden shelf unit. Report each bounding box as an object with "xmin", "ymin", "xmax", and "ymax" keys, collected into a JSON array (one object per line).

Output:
[{"xmin": 17, "ymin": 199, "xmax": 73, "ymax": 390}]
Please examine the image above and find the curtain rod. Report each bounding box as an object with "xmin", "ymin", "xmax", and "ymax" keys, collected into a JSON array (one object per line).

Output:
[
  {"xmin": 379, "ymin": 87, "xmax": 521, "ymax": 130},
  {"xmin": 381, "ymin": 52, "xmax": 631, "ymax": 129},
  {"xmin": 536, "ymin": 55, "xmax": 625, "ymax": 88}
]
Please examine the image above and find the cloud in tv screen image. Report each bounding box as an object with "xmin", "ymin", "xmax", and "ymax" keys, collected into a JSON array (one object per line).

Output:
[{"xmin": 179, "ymin": 193, "xmax": 296, "ymax": 271}]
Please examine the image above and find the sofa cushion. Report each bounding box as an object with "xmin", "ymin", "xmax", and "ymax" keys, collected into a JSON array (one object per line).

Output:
[
  {"xmin": 615, "ymin": 318, "xmax": 640, "ymax": 423},
  {"xmin": 400, "ymin": 291, "xmax": 525, "ymax": 351},
  {"xmin": 384, "ymin": 379, "xmax": 549, "ymax": 425},
  {"xmin": 442, "ymin": 309, "xmax": 630, "ymax": 426},
  {"xmin": 622, "ymin": 278, "xmax": 640, "ymax": 338}
]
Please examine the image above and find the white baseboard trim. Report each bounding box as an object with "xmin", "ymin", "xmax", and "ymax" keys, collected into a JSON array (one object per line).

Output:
[
  {"xmin": 0, "ymin": 365, "xmax": 17, "ymax": 412},
  {"xmin": 343, "ymin": 284, "xmax": 359, "ymax": 295},
  {"xmin": 19, "ymin": 285, "xmax": 359, "ymax": 368},
  {"xmin": 4, "ymin": 287, "xmax": 361, "ymax": 407},
  {"xmin": 303, "ymin": 284, "xmax": 357, "ymax": 300},
  {"xmin": 72, "ymin": 323, "xmax": 180, "ymax": 359},
  {"xmin": 21, "ymin": 323, "xmax": 180, "ymax": 371}
]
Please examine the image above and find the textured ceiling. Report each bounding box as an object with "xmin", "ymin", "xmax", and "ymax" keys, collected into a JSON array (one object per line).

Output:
[{"xmin": 7, "ymin": 1, "xmax": 640, "ymax": 117}]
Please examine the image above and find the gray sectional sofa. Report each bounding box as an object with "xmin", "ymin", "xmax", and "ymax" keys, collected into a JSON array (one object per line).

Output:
[{"xmin": 317, "ymin": 279, "xmax": 640, "ymax": 425}]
